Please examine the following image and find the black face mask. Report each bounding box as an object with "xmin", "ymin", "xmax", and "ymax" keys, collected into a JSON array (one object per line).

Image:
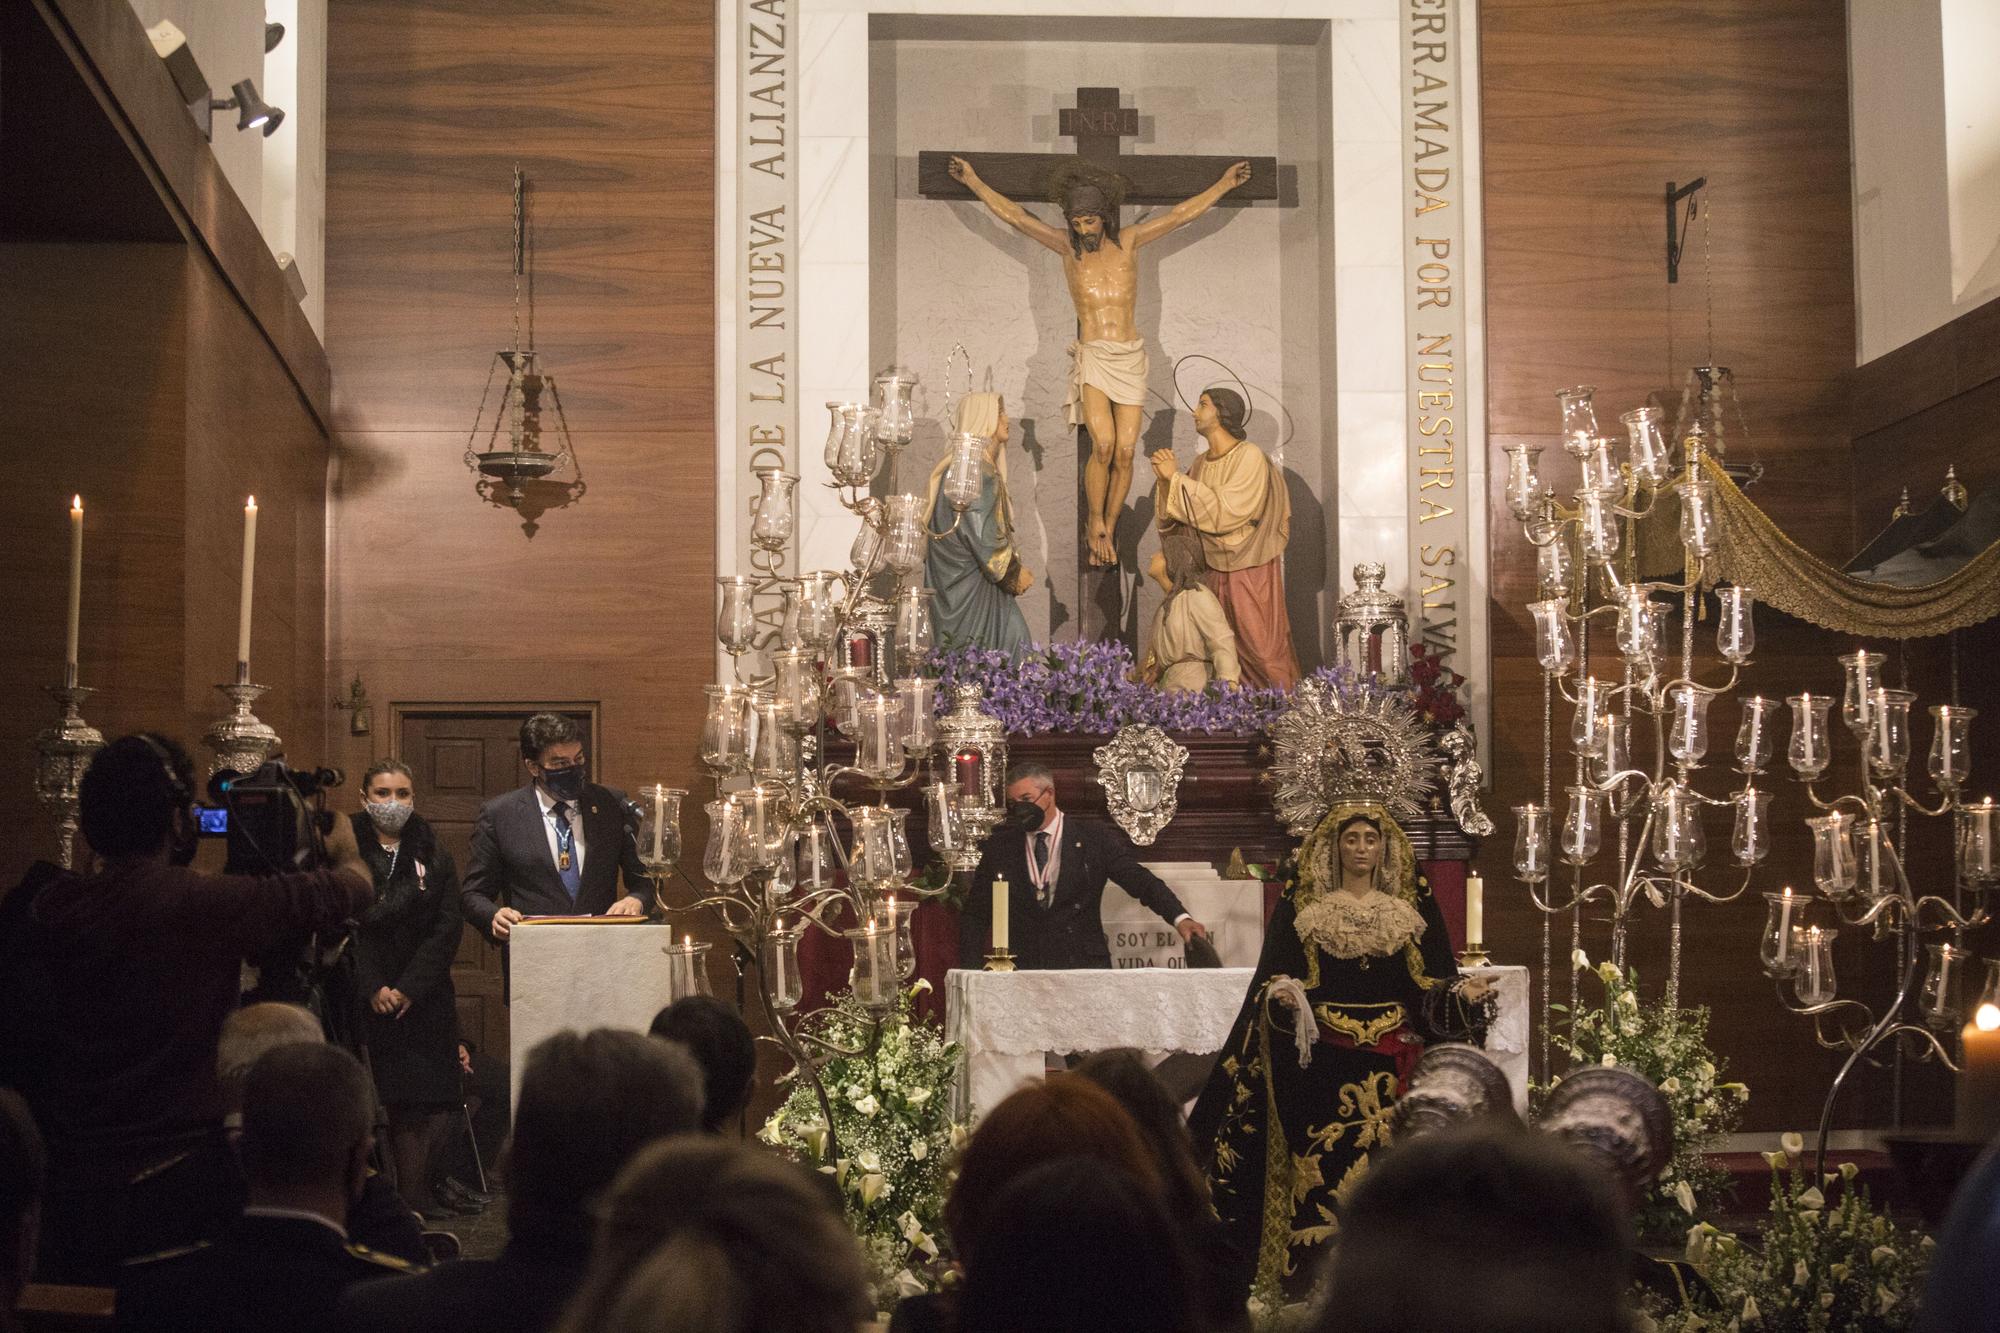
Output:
[
  {"xmin": 1004, "ymin": 798, "xmax": 1043, "ymax": 831},
  {"xmin": 541, "ymin": 766, "xmax": 587, "ymax": 802}
]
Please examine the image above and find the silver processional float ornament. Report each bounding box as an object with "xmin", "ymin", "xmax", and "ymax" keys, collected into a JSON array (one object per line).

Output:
[
  {"xmin": 1093, "ymin": 724, "xmax": 1189, "ymax": 847},
  {"xmin": 33, "ymin": 680, "xmax": 104, "ymax": 870},
  {"xmin": 1266, "ymin": 678, "xmax": 1439, "ymax": 837}
]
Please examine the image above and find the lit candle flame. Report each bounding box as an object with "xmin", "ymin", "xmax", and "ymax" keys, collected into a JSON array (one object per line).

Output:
[
  {"xmin": 1978, "ymin": 1004, "xmax": 2000, "ymax": 1033},
  {"xmin": 72, "ymin": 495, "xmax": 82, "ymax": 514}
]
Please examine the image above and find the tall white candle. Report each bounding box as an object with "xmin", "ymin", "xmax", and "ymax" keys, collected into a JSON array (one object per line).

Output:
[
  {"xmin": 236, "ymin": 496, "xmax": 258, "ymax": 669},
  {"xmin": 1464, "ymin": 872, "xmax": 1484, "ymax": 947},
  {"xmin": 991, "ymin": 875, "xmax": 1009, "ymax": 952},
  {"xmin": 651, "ymin": 787, "xmax": 665, "ymax": 862},
  {"xmin": 65, "ymin": 496, "xmax": 83, "ymax": 672},
  {"xmin": 1875, "ymin": 688, "xmax": 1891, "ymax": 768}
]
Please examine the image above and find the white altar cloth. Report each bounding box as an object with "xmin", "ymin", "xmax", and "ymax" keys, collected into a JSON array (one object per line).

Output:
[
  {"xmin": 507, "ymin": 920, "xmax": 679, "ymax": 1107},
  {"xmin": 945, "ymin": 964, "xmax": 1530, "ymax": 1121}
]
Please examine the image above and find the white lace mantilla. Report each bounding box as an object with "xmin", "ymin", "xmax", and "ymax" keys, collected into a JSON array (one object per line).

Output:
[
  {"xmin": 947, "ymin": 968, "xmax": 1256, "ymax": 1057},
  {"xmin": 1293, "ymin": 891, "xmax": 1425, "ymax": 959}
]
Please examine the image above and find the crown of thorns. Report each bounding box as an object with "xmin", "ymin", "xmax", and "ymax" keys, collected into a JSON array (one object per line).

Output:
[{"xmin": 1046, "ymin": 161, "xmax": 1129, "ymax": 215}]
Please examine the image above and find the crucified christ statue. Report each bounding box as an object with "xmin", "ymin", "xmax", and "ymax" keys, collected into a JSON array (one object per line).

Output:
[{"xmin": 948, "ymin": 155, "xmax": 1252, "ymax": 567}]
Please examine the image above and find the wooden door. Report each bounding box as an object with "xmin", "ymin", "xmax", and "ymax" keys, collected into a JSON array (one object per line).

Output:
[{"xmin": 396, "ymin": 705, "xmax": 597, "ymax": 1063}]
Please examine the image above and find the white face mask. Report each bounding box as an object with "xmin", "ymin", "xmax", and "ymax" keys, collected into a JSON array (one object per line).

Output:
[{"xmin": 366, "ymin": 799, "xmax": 413, "ymax": 835}]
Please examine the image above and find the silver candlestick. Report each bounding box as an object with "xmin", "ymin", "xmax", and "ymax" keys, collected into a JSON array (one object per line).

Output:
[
  {"xmin": 34, "ymin": 674, "xmax": 104, "ymax": 870},
  {"xmin": 203, "ymin": 664, "xmax": 281, "ymax": 776}
]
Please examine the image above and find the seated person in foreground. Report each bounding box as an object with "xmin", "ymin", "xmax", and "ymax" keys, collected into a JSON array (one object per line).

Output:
[
  {"xmin": 118, "ymin": 1044, "xmax": 415, "ymax": 1332},
  {"xmin": 332, "ymin": 1029, "xmax": 704, "ymax": 1333},
  {"xmin": 649, "ymin": 996, "xmax": 757, "ymax": 1136}
]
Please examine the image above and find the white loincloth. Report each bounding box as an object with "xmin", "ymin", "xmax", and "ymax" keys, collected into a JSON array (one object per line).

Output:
[{"xmin": 1065, "ymin": 338, "xmax": 1150, "ymax": 425}]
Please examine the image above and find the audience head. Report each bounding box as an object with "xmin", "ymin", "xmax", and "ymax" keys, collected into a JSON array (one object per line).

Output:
[
  {"xmin": 506, "ymin": 1029, "xmax": 704, "ymax": 1246},
  {"xmin": 1072, "ymin": 1049, "xmax": 1211, "ymax": 1225},
  {"xmin": 554, "ymin": 1137, "xmax": 870, "ymax": 1333},
  {"xmin": 957, "ymin": 1157, "xmax": 1194, "ymax": 1333},
  {"xmin": 945, "ymin": 1076, "xmax": 1160, "ymax": 1265},
  {"xmin": 1311, "ymin": 1122, "xmax": 1633, "ymax": 1333},
  {"xmin": 239, "ymin": 1044, "xmax": 375, "ymax": 1210},
  {"xmin": 0, "ymin": 1089, "xmax": 46, "ymax": 1303},
  {"xmin": 649, "ymin": 997, "xmax": 756, "ymax": 1135},
  {"xmin": 217, "ymin": 1002, "xmax": 324, "ymax": 1113},
  {"xmin": 79, "ymin": 733, "xmax": 198, "ymax": 864}
]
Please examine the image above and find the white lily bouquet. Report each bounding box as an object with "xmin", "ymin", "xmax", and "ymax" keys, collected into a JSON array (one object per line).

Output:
[
  {"xmin": 761, "ymin": 981, "xmax": 966, "ymax": 1309},
  {"xmin": 1544, "ymin": 954, "xmax": 1749, "ymax": 1238}
]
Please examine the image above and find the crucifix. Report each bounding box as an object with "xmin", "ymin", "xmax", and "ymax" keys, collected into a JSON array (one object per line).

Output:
[{"xmin": 918, "ymin": 87, "xmax": 1282, "ymax": 582}]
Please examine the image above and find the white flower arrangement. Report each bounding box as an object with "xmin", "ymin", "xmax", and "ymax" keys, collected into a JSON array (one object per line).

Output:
[
  {"xmin": 1542, "ymin": 959, "xmax": 1747, "ymax": 1238},
  {"xmin": 761, "ymin": 983, "xmax": 965, "ymax": 1311},
  {"xmin": 1646, "ymin": 1146, "xmax": 1933, "ymax": 1333}
]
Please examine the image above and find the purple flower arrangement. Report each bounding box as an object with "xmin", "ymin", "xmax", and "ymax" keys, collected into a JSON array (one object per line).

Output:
[{"xmin": 927, "ymin": 641, "xmax": 1401, "ymax": 736}]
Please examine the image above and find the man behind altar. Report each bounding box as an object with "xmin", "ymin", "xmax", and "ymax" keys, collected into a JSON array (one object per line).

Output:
[{"xmin": 959, "ymin": 764, "xmax": 1210, "ymax": 970}]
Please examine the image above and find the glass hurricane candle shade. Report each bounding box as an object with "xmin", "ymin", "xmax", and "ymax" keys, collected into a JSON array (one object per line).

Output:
[
  {"xmin": 791, "ymin": 572, "xmax": 838, "ymax": 649},
  {"xmin": 1578, "ymin": 491, "xmax": 1620, "ymax": 563},
  {"xmin": 634, "ymin": 784, "xmax": 685, "ymax": 873},
  {"xmin": 1579, "ymin": 437, "xmax": 1622, "ymax": 497},
  {"xmin": 1561, "ymin": 786, "xmax": 1603, "ymax": 864},
  {"xmin": 793, "ymin": 821, "xmax": 835, "ymax": 892},
  {"xmin": 1678, "ymin": 472, "xmax": 1719, "ymax": 557},
  {"xmin": 1977, "ymin": 958, "xmax": 2000, "ymax": 1016},
  {"xmin": 1839, "ymin": 651, "xmax": 1886, "ymax": 739},
  {"xmin": 748, "ymin": 699, "xmax": 798, "ymax": 780},
  {"xmin": 1651, "ymin": 784, "xmax": 1706, "ymax": 871},
  {"xmin": 1858, "ymin": 817, "xmax": 1901, "ymax": 900},
  {"xmin": 894, "ymin": 677, "xmax": 936, "ymax": 752},
  {"xmin": 847, "ymin": 925, "xmax": 899, "ymax": 1010},
  {"xmin": 1615, "ymin": 586, "xmax": 1654, "ymax": 661},
  {"xmin": 1959, "ymin": 800, "xmax": 1997, "ymax": 884},
  {"xmin": 1758, "ymin": 890, "xmax": 1803, "ymax": 977},
  {"xmin": 850, "ymin": 502, "xmax": 884, "ymax": 574},
  {"xmin": 749, "ymin": 469, "xmax": 799, "ymax": 552},
  {"xmin": 716, "ymin": 576, "xmax": 758, "ymax": 655},
  {"xmin": 877, "ymin": 897, "xmax": 919, "ymax": 982},
  {"xmin": 665, "ymin": 938, "xmax": 713, "ymax": 1003},
  {"xmin": 846, "ymin": 808, "xmax": 897, "ymax": 887},
  {"xmin": 829, "ymin": 673, "xmax": 868, "ymax": 737},
  {"xmin": 1620, "ymin": 406, "xmax": 1673, "ymax": 485},
  {"xmin": 770, "ymin": 649, "xmax": 820, "ymax": 730},
  {"xmin": 853, "ymin": 694, "xmax": 906, "ymax": 780},
  {"xmin": 1513, "ymin": 803, "xmax": 1552, "ymax": 882},
  {"xmin": 1732, "ymin": 787, "xmax": 1772, "ymax": 865},
  {"xmin": 884, "ymin": 808, "xmax": 915, "ymax": 880},
  {"xmin": 926, "ymin": 781, "xmax": 963, "ymax": 856},
  {"xmin": 872, "ymin": 367, "xmax": 919, "ymax": 449},
  {"xmin": 1530, "ymin": 600, "xmax": 1574, "ymax": 674},
  {"xmin": 1504, "ymin": 443, "xmax": 1546, "ymax": 519},
  {"xmin": 700, "ymin": 685, "xmax": 753, "ymax": 773},
  {"xmin": 1536, "ymin": 534, "xmax": 1573, "ymax": 596},
  {"xmin": 1571, "ymin": 677, "xmax": 1608, "ymax": 757},
  {"xmin": 1928, "ymin": 705, "xmax": 1976, "ymax": 792},
  {"xmin": 762, "ymin": 921, "xmax": 807, "ymax": 1011},
  {"xmin": 1592, "ymin": 713, "xmax": 1630, "ymax": 786},
  {"xmin": 1921, "ymin": 942, "xmax": 1967, "ymax": 1028},
  {"xmin": 735, "ymin": 785, "xmax": 785, "ymax": 869},
  {"xmin": 824, "ymin": 402, "xmax": 884, "ymax": 487},
  {"xmin": 1787, "ymin": 694, "xmax": 1833, "ymax": 780},
  {"xmin": 879, "ymin": 495, "xmax": 928, "ymax": 578},
  {"xmin": 1808, "ymin": 812, "xmax": 1858, "ymax": 898},
  {"xmin": 1867, "ymin": 688, "xmax": 1917, "ymax": 778},
  {"xmin": 702, "ymin": 798, "xmax": 749, "ymax": 885},
  {"xmin": 893, "ymin": 588, "xmax": 935, "ymax": 672},
  {"xmin": 1556, "ymin": 385, "xmax": 1599, "ymax": 456},
  {"xmin": 1793, "ymin": 926, "xmax": 1837, "ymax": 1006},
  {"xmin": 1668, "ymin": 685, "xmax": 1713, "ymax": 764},
  {"xmin": 941, "ymin": 433, "xmax": 987, "ymax": 512},
  {"xmin": 1716, "ymin": 585, "xmax": 1755, "ymax": 664},
  {"xmin": 1736, "ymin": 696, "xmax": 1776, "ymax": 772}
]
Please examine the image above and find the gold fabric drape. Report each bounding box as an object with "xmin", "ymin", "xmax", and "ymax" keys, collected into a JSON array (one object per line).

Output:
[{"xmin": 1704, "ymin": 456, "xmax": 2000, "ymax": 639}]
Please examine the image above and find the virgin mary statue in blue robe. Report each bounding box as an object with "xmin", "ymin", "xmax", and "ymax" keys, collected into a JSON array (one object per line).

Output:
[{"xmin": 925, "ymin": 392, "xmax": 1031, "ymax": 654}]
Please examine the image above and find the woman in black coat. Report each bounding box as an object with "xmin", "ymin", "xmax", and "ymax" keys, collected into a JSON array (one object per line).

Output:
[{"xmin": 351, "ymin": 760, "xmax": 463, "ymax": 1218}]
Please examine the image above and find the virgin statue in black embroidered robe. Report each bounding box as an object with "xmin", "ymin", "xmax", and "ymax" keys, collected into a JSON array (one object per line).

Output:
[{"xmin": 1188, "ymin": 802, "xmax": 1489, "ymax": 1306}]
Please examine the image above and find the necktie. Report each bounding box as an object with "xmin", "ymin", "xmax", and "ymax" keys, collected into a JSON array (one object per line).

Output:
[
  {"xmin": 1034, "ymin": 831, "xmax": 1052, "ymax": 907},
  {"xmin": 552, "ymin": 802, "xmax": 582, "ymax": 902}
]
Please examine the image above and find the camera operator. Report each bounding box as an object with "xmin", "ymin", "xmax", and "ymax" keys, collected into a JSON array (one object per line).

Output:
[
  {"xmin": 0, "ymin": 733, "xmax": 373, "ymax": 1284},
  {"xmin": 461, "ymin": 713, "xmax": 650, "ymax": 950},
  {"xmin": 349, "ymin": 760, "xmax": 464, "ymax": 1221}
]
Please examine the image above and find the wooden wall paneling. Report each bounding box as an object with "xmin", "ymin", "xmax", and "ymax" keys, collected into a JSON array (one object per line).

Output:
[
  {"xmin": 0, "ymin": 243, "xmax": 189, "ymax": 883},
  {"xmin": 1479, "ymin": 0, "xmax": 1866, "ymax": 1132}
]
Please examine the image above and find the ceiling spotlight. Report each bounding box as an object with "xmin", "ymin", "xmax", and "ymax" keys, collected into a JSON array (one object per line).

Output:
[
  {"xmin": 264, "ymin": 21, "xmax": 286, "ymax": 53},
  {"xmin": 211, "ymin": 80, "xmax": 285, "ymax": 137}
]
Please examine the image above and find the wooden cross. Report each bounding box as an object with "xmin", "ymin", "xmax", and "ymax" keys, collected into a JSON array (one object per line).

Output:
[{"xmin": 917, "ymin": 85, "xmax": 1280, "ymax": 206}]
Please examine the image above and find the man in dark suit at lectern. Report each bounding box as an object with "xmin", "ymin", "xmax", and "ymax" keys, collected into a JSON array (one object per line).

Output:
[
  {"xmin": 462, "ymin": 713, "xmax": 650, "ymax": 950},
  {"xmin": 960, "ymin": 763, "xmax": 1209, "ymax": 970}
]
